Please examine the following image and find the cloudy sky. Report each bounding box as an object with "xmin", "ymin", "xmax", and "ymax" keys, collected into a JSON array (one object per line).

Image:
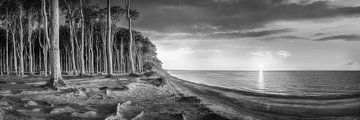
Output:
[{"xmin": 101, "ymin": 0, "xmax": 360, "ymax": 70}]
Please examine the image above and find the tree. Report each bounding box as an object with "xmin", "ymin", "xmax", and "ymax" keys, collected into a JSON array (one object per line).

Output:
[
  {"xmin": 40, "ymin": 0, "xmax": 50, "ymax": 76},
  {"xmin": 18, "ymin": 2, "xmax": 25, "ymax": 76},
  {"xmin": 63, "ymin": 0, "xmax": 79, "ymax": 75},
  {"xmin": 0, "ymin": 2, "xmax": 11, "ymax": 75},
  {"xmin": 79, "ymin": 0, "xmax": 85, "ymax": 75},
  {"xmin": 126, "ymin": 0, "xmax": 135, "ymax": 74},
  {"xmin": 46, "ymin": 0, "xmax": 67, "ymax": 88},
  {"xmin": 23, "ymin": 0, "xmax": 41, "ymax": 75},
  {"xmin": 106, "ymin": 0, "xmax": 113, "ymax": 76}
]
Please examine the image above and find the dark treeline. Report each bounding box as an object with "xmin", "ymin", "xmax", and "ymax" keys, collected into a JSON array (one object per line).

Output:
[{"xmin": 0, "ymin": 0, "xmax": 162, "ymax": 78}]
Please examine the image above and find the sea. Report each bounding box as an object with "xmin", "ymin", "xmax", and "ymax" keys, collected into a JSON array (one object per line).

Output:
[{"xmin": 169, "ymin": 70, "xmax": 360, "ymax": 96}]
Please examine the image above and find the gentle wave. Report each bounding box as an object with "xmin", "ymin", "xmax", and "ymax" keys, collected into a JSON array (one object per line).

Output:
[{"xmin": 169, "ymin": 70, "xmax": 360, "ymax": 96}]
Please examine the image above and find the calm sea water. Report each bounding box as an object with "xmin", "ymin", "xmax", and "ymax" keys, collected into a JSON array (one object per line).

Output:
[{"xmin": 169, "ymin": 70, "xmax": 360, "ymax": 96}]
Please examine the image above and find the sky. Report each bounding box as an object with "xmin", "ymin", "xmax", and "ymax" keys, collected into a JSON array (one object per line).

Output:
[{"xmin": 97, "ymin": 0, "xmax": 360, "ymax": 70}]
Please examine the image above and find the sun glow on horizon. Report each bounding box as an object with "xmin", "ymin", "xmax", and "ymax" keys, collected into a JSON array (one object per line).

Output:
[{"xmin": 258, "ymin": 64, "xmax": 264, "ymax": 71}]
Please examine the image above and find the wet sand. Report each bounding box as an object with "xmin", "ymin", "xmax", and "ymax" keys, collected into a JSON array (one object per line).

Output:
[{"xmin": 167, "ymin": 75, "xmax": 360, "ymax": 120}]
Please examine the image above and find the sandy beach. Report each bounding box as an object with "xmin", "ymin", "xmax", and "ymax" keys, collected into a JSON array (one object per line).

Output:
[{"xmin": 167, "ymin": 75, "xmax": 360, "ymax": 120}]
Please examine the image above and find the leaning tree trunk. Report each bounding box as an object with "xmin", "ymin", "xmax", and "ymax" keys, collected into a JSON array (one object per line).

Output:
[
  {"xmin": 106, "ymin": 0, "xmax": 113, "ymax": 77},
  {"xmin": 126, "ymin": 0, "xmax": 135, "ymax": 74},
  {"xmin": 47, "ymin": 0, "xmax": 66, "ymax": 88}
]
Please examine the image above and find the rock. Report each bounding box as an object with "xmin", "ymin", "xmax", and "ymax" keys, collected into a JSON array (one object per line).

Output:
[
  {"xmin": 50, "ymin": 106, "xmax": 75, "ymax": 114},
  {"xmin": 104, "ymin": 115, "xmax": 126, "ymax": 120},
  {"xmin": 71, "ymin": 111, "xmax": 97, "ymax": 118},
  {"xmin": 99, "ymin": 86, "xmax": 109, "ymax": 90},
  {"xmin": 0, "ymin": 101, "xmax": 13, "ymax": 110},
  {"xmin": 32, "ymin": 108, "xmax": 41, "ymax": 112},
  {"xmin": 104, "ymin": 101, "xmax": 133, "ymax": 120},
  {"xmin": 131, "ymin": 111, "xmax": 145, "ymax": 120},
  {"xmin": 36, "ymin": 101, "xmax": 53, "ymax": 107},
  {"xmin": 0, "ymin": 101, "xmax": 10, "ymax": 107},
  {"xmin": 77, "ymin": 88, "xmax": 88, "ymax": 97},
  {"xmin": 182, "ymin": 111, "xmax": 191, "ymax": 120},
  {"xmin": 0, "ymin": 108, "xmax": 5, "ymax": 120},
  {"xmin": 116, "ymin": 101, "xmax": 132, "ymax": 115},
  {"xmin": 26, "ymin": 101, "xmax": 38, "ymax": 106},
  {"xmin": 110, "ymin": 86, "xmax": 128, "ymax": 91},
  {"xmin": 0, "ymin": 90, "xmax": 12, "ymax": 95}
]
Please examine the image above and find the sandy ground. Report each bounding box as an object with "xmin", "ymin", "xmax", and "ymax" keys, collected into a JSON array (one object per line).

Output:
[
  {"xmin": 166, "ymin": 75, "xmax": 360, "ymax": 120},
  {"xmin": 1, "ymin": 74, "xmax": 359, "ymax": 120},
  {"xmin": 0, "ymin": 75, "xmax": 229, "ymax": 120}
]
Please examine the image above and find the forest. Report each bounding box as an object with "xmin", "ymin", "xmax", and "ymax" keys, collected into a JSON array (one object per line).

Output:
[{"xmin": 0, "ymin": 0, "xmax": 163, "ymax": 88}]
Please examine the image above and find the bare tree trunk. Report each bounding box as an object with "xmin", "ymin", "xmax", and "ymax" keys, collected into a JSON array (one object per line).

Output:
[
  {"xmin": 126, "ymin": 0, "xmax": 135, "ymax": 74},
  {"xmin": 1, "ymin": 49, "xmax": 3, "ymax": 76},
  {"xmin": 19, "ymin": 5, "xmax": 25, "ymax": 76},
  {"xmin": 41, "ymin": 0, "xmax": 49, "ymax": 76},
  {"xmin": 64, "ymin": 0, "xmax": 77, "ymax": 75},
  {"xmin": 101, "ymin": 23, "xmax": 107, "ymax": 73},
  {"xmin": 5, "ymin": 31, "xmax": 9, "ymax": 75},
  {"xmin": 106, "ymin": 0, "xmax": 113, "ymax": 77},
  {"xmin": 11, "ymin": 30, "xmax": 17, "ymax": 74},
  {"xmin": 5, "ymin": 7, "xmax": 9, "ymax": 75},
  {"xmin": 89, "ymin": 23, "xmax": 94, "ymax": 74},
  {"xmin": 120, "ymin": 38, "xmax": 125, "ymax": 74},
  {"xmin": 79, "ymin": 0, "xmax": 85, "ymax": 75},
  {"xmin": 47, "ymin": 0, "xmax": 66, "ymax": 88},
  {"xmin": 27, "ymin": 15, "xmax": 34, "ymax": 75}
]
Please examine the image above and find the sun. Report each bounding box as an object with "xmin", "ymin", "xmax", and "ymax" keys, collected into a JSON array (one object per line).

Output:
[{"xmin": 258, "ymin": 64, "xmax": 264, "ymax": 71}]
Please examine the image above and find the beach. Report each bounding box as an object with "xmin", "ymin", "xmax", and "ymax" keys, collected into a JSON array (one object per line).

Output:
[
  {"xmin": 0, "ymin": 74, "xmax": 229, "ymax": 120},
  {"xmin": 167, "ymin": 75, "xmax": 360, "ymax": 120},
  {"xmin": 0, "ymin": 73, "xmax": 359, "ymax": 120}
]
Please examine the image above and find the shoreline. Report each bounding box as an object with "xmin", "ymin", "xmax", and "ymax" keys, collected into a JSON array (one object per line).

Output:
[
  {"xmin": 169, "ymin": 76, "xmax": 360, "ymax": 100},
  {"xmin": 166, "ymin": 75, "xmax": 360, "ymax": 120}
]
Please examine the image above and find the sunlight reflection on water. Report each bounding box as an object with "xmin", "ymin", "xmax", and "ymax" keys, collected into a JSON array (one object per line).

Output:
[
  {"xmin": 169, "ymin": 70, "xmax": 360, "ymax": 96},
  {"xmin": 258, "ymin": 70, "xmax": 264, "ymax": 90}
]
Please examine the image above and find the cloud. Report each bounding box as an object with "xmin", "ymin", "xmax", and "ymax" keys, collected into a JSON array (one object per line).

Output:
[
  {"xmin": 250, "ymin": 51, "xmax": 272, "ymax": 58},
  {"xmin": 313, "ymin": 33, "xmax": 326, "ymax": 36},
  {"xmin": 125, "ymin": 0, "xmax": 360, "ymax": 34},
  {"xmin": 345, "ymin": 60, "xmax": 359, "ymax": 66},
  {"xmin": 174, "ymin": 47, "xmax": 222, "ymax": 55},
  {"xmin": 146, "ymin": 28, "xmax": 292, "ymax": 41},
  {"xmin": 277, "ymin": 50, "xmax": 292, "ymax": 59},
  {"xmin": 282, "ymin": 0, "xmax": 335, "ymax": 5},
  {"xmin": 175, "ymin": 47, "xmax": 195, "ymax": 55},
  {"xmin": 314, "ymin": 34, "xmax": 360, "ymax": 41},
  {"xmin": 242, "ymin": 29, "xmax": 292, "ymax": 37},
  {"xmin": 266, "ymin": 35, "xmax": 308, "ymax": 41}
]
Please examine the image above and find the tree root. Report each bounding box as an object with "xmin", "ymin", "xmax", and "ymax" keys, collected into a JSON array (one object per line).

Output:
[{"xmin": 44, "ymin": 78, "xmax": 69, "ymax": 90}]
